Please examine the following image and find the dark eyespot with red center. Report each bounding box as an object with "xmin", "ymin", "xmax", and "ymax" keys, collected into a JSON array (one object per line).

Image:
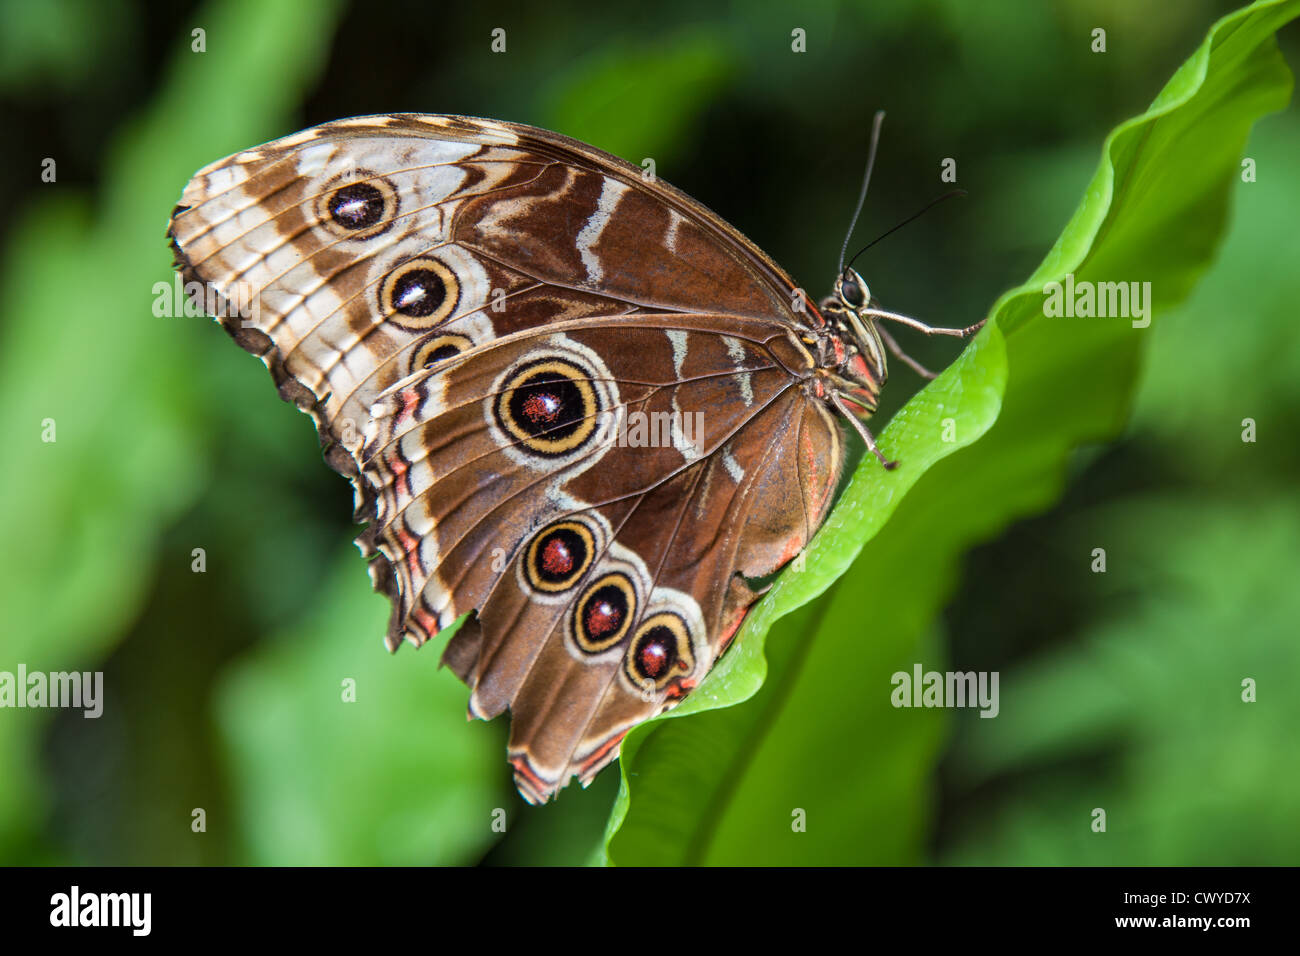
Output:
[
  {"xmin": 571, "ymin": 574, "xmax": 636, "ymax": 654},
  {"xmin": 625, "ymin": 612, "xmax": 696, "ymax": 693},
  {"xmin": 524, "ymin": 521, "xmax": 594, "ymax": 593},
  {"xmin": 329, "ymin": 183, "xmax": 385, "ymax": 230},
  {"xmin": 584, "ymin": 586, "xmax": 625, "ymax": 637},
  {"xmin": 496, "ymin": 358, "xmax": 599, "ymax": 456},
  {"xmin": 511, "ymin": 377, "xmax": 578, "ymax": 436}
]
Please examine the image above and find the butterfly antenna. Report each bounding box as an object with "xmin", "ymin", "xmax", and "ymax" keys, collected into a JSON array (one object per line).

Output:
[
  {"xmin": 844, "ymin": 188, "xmax": 967, "ymax": 275},
  {"xmin": 837, "ymin": 110, "xmax": 887, "ymax": 275}
]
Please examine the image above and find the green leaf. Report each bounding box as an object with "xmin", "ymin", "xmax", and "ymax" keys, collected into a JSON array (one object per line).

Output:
[
  {"xmin": 605, "ymin": 0, "xmax": 1298, "ymax": 864},
  {"xmin": 942, "ymin": 496, "xmax": 1300, "ymax": 865},
  {"xmin": 0, "ymin": 0, "xmax": 347, "ymax": 858},
  {"xmin": 215, "ymin": 547, "xmax": 511, "ymax": 865}
]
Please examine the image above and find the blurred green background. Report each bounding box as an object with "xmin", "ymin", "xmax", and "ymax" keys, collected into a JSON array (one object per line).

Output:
[{"xmin": 0, "ymin": 0, "xmax": 1296, "ymax": 865}]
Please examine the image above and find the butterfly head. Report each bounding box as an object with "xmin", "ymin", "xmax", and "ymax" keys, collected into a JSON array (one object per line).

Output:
[{"xmin": 816, "ymin": 267, "xmax": 887, "ymax": 415}]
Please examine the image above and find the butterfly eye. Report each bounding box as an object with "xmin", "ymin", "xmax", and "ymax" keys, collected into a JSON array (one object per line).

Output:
[
  {"xmin": 839, "ymin": 272, "xmax": 868, "ymax": 309},
  {"xmin": 625, "ymin": 612, "xmax": 696, "ymax": 693},
  {"xmin": 572, "ymin": 574, "xmax": 637, "ymax": 653}
]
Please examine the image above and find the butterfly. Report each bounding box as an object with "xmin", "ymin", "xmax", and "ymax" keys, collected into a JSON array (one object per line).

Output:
[{"xmin": 168, "ymin": 113, "xmax": 979, "ymax": 803}]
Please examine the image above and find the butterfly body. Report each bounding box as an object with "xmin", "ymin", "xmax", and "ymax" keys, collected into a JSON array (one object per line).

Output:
[{"xmin": 169, "ymin": 114, "xmax": 942, "ymax": 802}]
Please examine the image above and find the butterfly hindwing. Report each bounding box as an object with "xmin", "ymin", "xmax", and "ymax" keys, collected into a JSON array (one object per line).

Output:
[{"xmin": 359, "ymin": 315, "xmax": 841, "ymax": 797}]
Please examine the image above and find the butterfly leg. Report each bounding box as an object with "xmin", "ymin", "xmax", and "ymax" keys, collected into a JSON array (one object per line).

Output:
[
  {"xmin": 868, "ymin": 308, "xmax": 986, "ymax": 379},
  {"xmin": 863, "ymin": 307, "xmax": 986, "ymax": 339},
  {"xmin": 876, "ymin": 323, "xmax": 938, "ymax": 380},
  {"xmin": 831, "ymin": 392, "xmax": 897, "ymax": 470}
]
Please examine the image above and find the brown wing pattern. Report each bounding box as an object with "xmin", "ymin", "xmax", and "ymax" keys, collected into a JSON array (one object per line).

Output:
[{"xmin": 168, "ymin": 114, "xmax": 841, "ymax": 800}]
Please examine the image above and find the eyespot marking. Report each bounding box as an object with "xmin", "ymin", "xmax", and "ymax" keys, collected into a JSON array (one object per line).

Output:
[
  {"xmin": 572, "ymin": 573, "xmax": 636, "ymax": 654},
  {"xmin": 524, "ymin": 520, "xmax": 595, "ymax": 594},
  {"xmin": 411, "ymin": 332, "xmax": 473, "ymax": 372},
  {"xmin": 625, "ymin": 612, "xmax": 695, "ymax": 692},
  {"xmin": 380, "ymin": 256, "xmax": 459, "ymax": 331},
  {"xmin": 494, "ymin": 357, "xmax": 599, "ymax": 456},
  {"xmin": 314, "ymin": 171, "xmax": 397, "ymax": 240}
]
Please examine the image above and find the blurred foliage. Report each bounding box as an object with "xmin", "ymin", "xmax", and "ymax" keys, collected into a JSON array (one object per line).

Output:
[
  {"xmin": 0, "ymin": 0, "xmax": 1295, "ymax": 866},
  {"xmin": 217, "ymin": 554, "xmax": 508, "ymax": 865},
  {"xmin": 937, "ymin": 116, "xmax": 1300, "ymax": 865},
  {"xmin": 0, "ymin": 0, "xmax": 347, "ymax": 864}
]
